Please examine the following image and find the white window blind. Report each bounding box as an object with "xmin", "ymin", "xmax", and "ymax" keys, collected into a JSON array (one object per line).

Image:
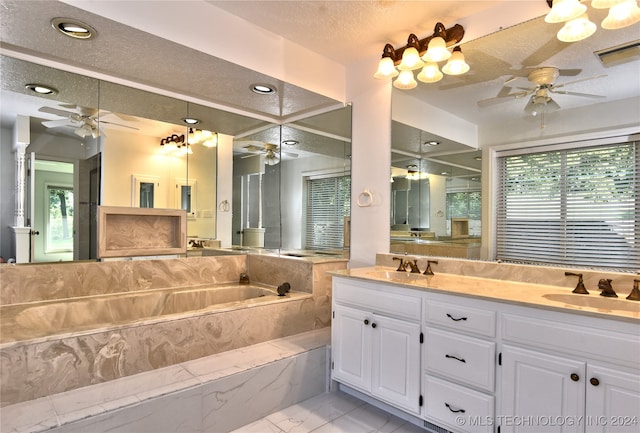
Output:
[
  {"xmin": 304, "ymin": 175, "xmax": 351, "ymax": 250},
  {"xmin": 496, "ymin": 141, "xmax": 639, "ymax": 270}
]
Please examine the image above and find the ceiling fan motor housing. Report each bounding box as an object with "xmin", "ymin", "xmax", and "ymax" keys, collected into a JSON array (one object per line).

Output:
[{"xmin": 528, "ymin": 67, "xmax": 560, "ymax": 85}]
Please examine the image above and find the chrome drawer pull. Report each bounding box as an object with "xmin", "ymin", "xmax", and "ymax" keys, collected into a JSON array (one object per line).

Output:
[
  {"xmin": 446, "ymin": 313, "xmax": 467, "ymax": 322},
  {"xmin": 445, "ymin": 402, "xmax": 466, "ymax": 413},
  {"xmin": 445, "ymin": 354, "xmax": 466, "ymax": 363}
]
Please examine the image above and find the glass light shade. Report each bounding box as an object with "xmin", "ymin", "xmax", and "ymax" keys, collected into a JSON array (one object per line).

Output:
[
  {"xmin": 187, "ymin": 128, "xmax": 202, "ymax": 144},
  {"xmin": 265, "ymin": 154, "xmax": 280, "ymax": 165},
  {"xmin": 393, "ymin": 70, "xmax": 418, "ymax": 89},
  {"xmin": 524, "ymin": 95, "xmax": 560, "ymax": 116},
  {"xmin": 442, "ymin": 50, "xmax": 470, "ymax": 75},
  {"xmin": 557, "ymin": 14, "xmax": 597, "ymax": 42},
  {"xmin": 421, "ymin": 37, "xmax": 451, "ymax": 62},
  {"xmin": 545, "ymin": 0, "xmax": 587, "ymax": 23},
  {"xmin": 397, "ymin": 46, "xmax": 424, "ymax": 71},
  {"xmin": 602, "ymin": 1, "xmax": 640, "ymax": 29},
  {"xmin": 373, "ymin": 57, "xmax": 399, "ymax": 78},
  {"xmin": 591, "ymin": 0, "xmax": 627, "ymax": 8},
  {"xmin": 417, "ymin": 63, "xmax": 443, "ymax": 83}
]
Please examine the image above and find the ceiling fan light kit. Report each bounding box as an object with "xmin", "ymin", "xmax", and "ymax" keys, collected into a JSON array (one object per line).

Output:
[
  {"xmin": 374, "ymin": 22, "xmax": 468, "ymax": 88},
  {"xmin": 546, "ymin": 0, "xmax": 640, "ymax": 41}
]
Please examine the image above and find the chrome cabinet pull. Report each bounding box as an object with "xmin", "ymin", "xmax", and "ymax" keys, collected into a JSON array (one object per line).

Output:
[
  {"xmin": 445, "ymin": 354, "xmax": 466, "ymax": 363},
  {"xmin": 445, "ymin": 402, "xmax": 465, "ymax": 413},
  {"xmin": 446, "ymin": 313, "xmax": 467, "ymax": 322}
]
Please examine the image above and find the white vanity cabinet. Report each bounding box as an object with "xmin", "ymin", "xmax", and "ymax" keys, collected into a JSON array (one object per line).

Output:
[
  {"xmin": 332, "ymin": 278, "xmax": 422, "ymax": 414},
  {"xmin": 423, "ymin": 296, "xmax": 497, "ymax": 433},
  {"xmin": 500, "ymin": 312, "xmax": 640, "ymax": 433}
]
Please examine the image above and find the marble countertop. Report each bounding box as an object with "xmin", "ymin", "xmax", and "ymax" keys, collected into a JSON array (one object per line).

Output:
[{"xmin": 331, "ymin": 266, "xmax": 640, "ymax": 323}]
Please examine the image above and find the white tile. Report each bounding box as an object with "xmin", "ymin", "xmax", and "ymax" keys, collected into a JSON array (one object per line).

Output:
[
  {"xmin": 311, "ymin": 404, "xmax": 408, "ymax": 433},
  {"xmin": 0, "ymin": 396, "xmax": 58, "ymax": 433},
  {"xmin": 268, "ymin": 329, "xmax": 331, "ymax": 353},
  {"xmin": 266, "ymin": 392, "xmax": 365, "ymax": 433}
]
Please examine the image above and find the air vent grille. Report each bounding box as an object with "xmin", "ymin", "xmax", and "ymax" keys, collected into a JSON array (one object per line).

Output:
[
  {"xmin": 594, "ymin": 40, "xmax": 640, "ymax": 67},
  {"xmin": 423, "ymin": 419, "xmax": 452, "ymax": 433}
]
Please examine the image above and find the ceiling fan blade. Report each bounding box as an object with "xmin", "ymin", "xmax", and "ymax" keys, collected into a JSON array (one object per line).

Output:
[
  {"xmin": 553, "ymin": 74, "xmax": 607, "ymax": 89},
  {"xmin": 557, "ymin": 68, "xmax": 581, "ymax": 76},
  {"xmin": 38, "ymin": 106, "xmax": 76, "ymax": 117},
  {"xmin": 42, "ymin": 119, "xmax": 72, "ymax": 128},
  {"xmin": 282, "ymin": 151, "xmax": 298, "ymax": 158},
  {"xmin": 98, "ymin": 120, "xmax": 140, "ymax": 130},
  {"xmin": 551, "ymin": 90, "xmax": 606, "ymax": 99}
]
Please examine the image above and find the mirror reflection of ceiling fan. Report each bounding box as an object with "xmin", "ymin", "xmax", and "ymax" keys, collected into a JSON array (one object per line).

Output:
[
  {"xmin": 238, "ymin": 141, "xmax": 298, "ymax": 166},
  {"xmin": 38, "ymin": 105, "xmax": 139, "ymax": 138},
  {"xmin": 478, "ymin": 66, "xmax": 607, "ymax": 114}
]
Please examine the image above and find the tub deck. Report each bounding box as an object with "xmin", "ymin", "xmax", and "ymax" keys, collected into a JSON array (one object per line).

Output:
[{"xmin": 0, "ymin": 283, "xmax": 307, "ymax": 345}]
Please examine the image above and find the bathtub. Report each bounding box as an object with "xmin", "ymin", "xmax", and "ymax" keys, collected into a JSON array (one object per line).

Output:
[{"xmin": 0, "ymin": 282, "xmax": 315, "ymax": 406}]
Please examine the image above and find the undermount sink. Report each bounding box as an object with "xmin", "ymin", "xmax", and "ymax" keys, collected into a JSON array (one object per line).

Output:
[
  {"xmin": 366, "ymin": 271, "xmax": 427, "ymax": 281},
  {"xmin": 543, "ymin": 293, "xmax": 640, "ymax": 313}
]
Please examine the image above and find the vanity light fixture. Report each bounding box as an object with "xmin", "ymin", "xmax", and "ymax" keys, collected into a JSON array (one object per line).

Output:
[
  {"xmin": 374, "ymin": 22, "xmax": 468, "ymax": 89},
  {"xmin": 25, "ymin": 84, "xmax": 57, "ymax": 95},
  {"xmin": 251, "ymin": 84, "xmax": 277, "ymax": 95},
  {"xmin": 187, "ymin": 128, "xmax": 217, "ymax": 147},
  {"xmin": 545, "ymin": 0, "xmax": 640, "ymax": 42},
  {"xmin": 51, "ymin": 18, "xmax": 96, "ymax": 39},
  {"xmin": 160, "ymin": 134, "xmax": 186, "ymax": 153}
]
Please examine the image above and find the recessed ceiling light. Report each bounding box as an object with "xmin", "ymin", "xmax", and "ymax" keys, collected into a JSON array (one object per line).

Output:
[
  {"xmin": 441, "ymin": 171, "xmax": 449, "ymax": 176},
  {"xmin": 51, "ymin": 18, "xmax": 96, "ymax": 40},
  {"xmin": 424, "ymin": 141, "xmax": 440, "ymax": 146},
  {"xmin": 251, "ymin": 84, "xmax": 277, "ymax": 95},
  {"xmin": 282, "ymin": 140, "xmax": 298, "ymax": 146},
  {"xmin": 25, "ymin": 84, "xmax": 57, "ymax": 95},
  {"xmin": 474, "ymin": 156, "xmax": 482, "ymax": 161},
  {"xmin": 182, "ymin": 117, "xmax": 200, "ymax": 125}
]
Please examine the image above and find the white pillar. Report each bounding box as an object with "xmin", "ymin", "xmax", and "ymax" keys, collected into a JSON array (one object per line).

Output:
[{"xmin": 11, "ymin": 115, "xmax": 31, "ymax": 263}]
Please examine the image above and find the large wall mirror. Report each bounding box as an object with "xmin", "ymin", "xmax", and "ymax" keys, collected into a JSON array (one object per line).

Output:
[
  {"xmin": 232, "ymin": 106, "xmax": 352, "ymax": 256},
  {"xmin": 390, "ymin": 121, "xmax": 481, "ymax": 259},
  {"xmin": 1, "ymin": 55, "xmax": 352, "ymax": 262}
]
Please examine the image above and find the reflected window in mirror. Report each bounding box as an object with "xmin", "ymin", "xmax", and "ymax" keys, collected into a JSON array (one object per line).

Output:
[
  {"xmin": 304, "ymin": 174, "xmax": 351, "ymax": 250},
  {"xmin": 139, "ymin": 182, "xmax": 155, "ymax": 208}
]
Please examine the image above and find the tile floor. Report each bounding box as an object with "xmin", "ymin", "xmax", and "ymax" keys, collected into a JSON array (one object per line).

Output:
[{"xmin": 231, "ymin": 390, "xmax": 428, "ymax": 433}]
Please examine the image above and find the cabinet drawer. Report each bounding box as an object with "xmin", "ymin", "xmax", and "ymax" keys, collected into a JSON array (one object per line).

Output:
[
  {"xmin": 424, "ymin": 374, "xmax": 494, "ymax": 433},
  {"xmin": 425, "ymin": 300, "xmax": 496, "ymax": 337},
  {"xmin": 425, "ymin": 328, "xmax": 495, "ymax": 391},
  {"xmin": 333, "ymin": 278, "xmax": 421, "ymax": 321},
  {"xmin": 502, "ymin": 313, "xmax": 640, "ymax": 370}
]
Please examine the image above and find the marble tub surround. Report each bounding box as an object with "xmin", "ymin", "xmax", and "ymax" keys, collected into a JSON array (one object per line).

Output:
[
  {"xmin": 376, "ymin": 253, "xmax": 640, "ymax": 301},
  {"xmin": 1, "ymin": 329, "xmax": 330, "ymax": 433},
  {"xmin": 0, "ymin": 255, "xmax": 346, "ymax": 407},
  {"xmin": 0, "ymin": 255, "xmax": 247, "ymax": 305}
]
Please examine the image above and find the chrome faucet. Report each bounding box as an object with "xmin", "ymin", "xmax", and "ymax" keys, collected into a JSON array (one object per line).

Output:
[
  {"xmin": 598, "ymin": 278, "xmax": 617, "ymax": 298},
  {"xmin": 423, "ymin": 260, "xmax": 438, "ymax": 276}
]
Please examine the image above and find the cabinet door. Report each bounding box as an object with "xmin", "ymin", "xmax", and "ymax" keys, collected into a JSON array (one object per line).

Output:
[
  {"xmin": 501, "ymin": 345, "xmax": 585, "ymax": 433},
  {"xmin": 371, "ymin": 314, "xmax": 421, "ymax": 414},
  {"xmin": 585, "ymin": 365, "xmax": 640, "ymax": 433},
  {"xmin": 332, "ymin": 305, "xmax": 371, "ymax": 391}
]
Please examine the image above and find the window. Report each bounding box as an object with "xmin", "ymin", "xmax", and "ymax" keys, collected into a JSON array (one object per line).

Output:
[
  {"xmin": 446, "ymin": 191, "xmax": 481, "ymax": 236},
  {"xmin": 46, "ymin": 185, "xmax": 74, "ymax": 253},
  {"xmin": 304, "ymin": 175, "xmax": 351, "ymax": 249},
  {"xmin": 497, "ymin": 140, "xmax": 639, "ymax": 270}
]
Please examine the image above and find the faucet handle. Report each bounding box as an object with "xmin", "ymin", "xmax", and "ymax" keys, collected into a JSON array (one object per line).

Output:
[
  {"xmin": 392, "ymin": 257, "xmax": 407, "ymax": 272},
  {"xmin": 408, "ymin": 259, "xmax": 421, "ymax": 273},
  {"xmin": 627, "ymin": 279, "xmax": 640, "ymax": 301},
  {"xmin": 423, "ymin": 260, "xmax": 438, "ymax": 276},
  {"xmin": 565, "ymin": 272, "xmax": 589, "ymax": 294}
]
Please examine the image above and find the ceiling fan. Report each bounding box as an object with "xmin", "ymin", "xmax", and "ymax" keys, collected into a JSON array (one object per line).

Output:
[
  {"xmin": 478, "ymin": 66, "xmax": 607, "ymax": 112},
  {"xmin": 237, "ymin": 141, "xmax": 298, "ymax": 165},
  {"xmin": 38, "ymin": 105, "xmax": 138, "ymax": 138}
]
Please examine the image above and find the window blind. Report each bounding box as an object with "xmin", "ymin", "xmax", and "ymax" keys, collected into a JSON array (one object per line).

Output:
[
  {"xmin": 304, "ymin": 175, "xmax": 351, "ymax": 250},
  {"xmin": 496, "ymin": 141, "xmax": 639, "ymax": 270}
]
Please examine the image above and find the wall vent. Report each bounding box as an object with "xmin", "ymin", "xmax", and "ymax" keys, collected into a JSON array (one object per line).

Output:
[{"xmin": 594, "ymin": 40, "xmax": 640, "ymax": 67}]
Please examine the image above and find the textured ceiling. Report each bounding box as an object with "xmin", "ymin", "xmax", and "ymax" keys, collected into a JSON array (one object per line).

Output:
[{"xmin": 1, "ymin": 0, "xmax": 638, "ymax": 163}]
